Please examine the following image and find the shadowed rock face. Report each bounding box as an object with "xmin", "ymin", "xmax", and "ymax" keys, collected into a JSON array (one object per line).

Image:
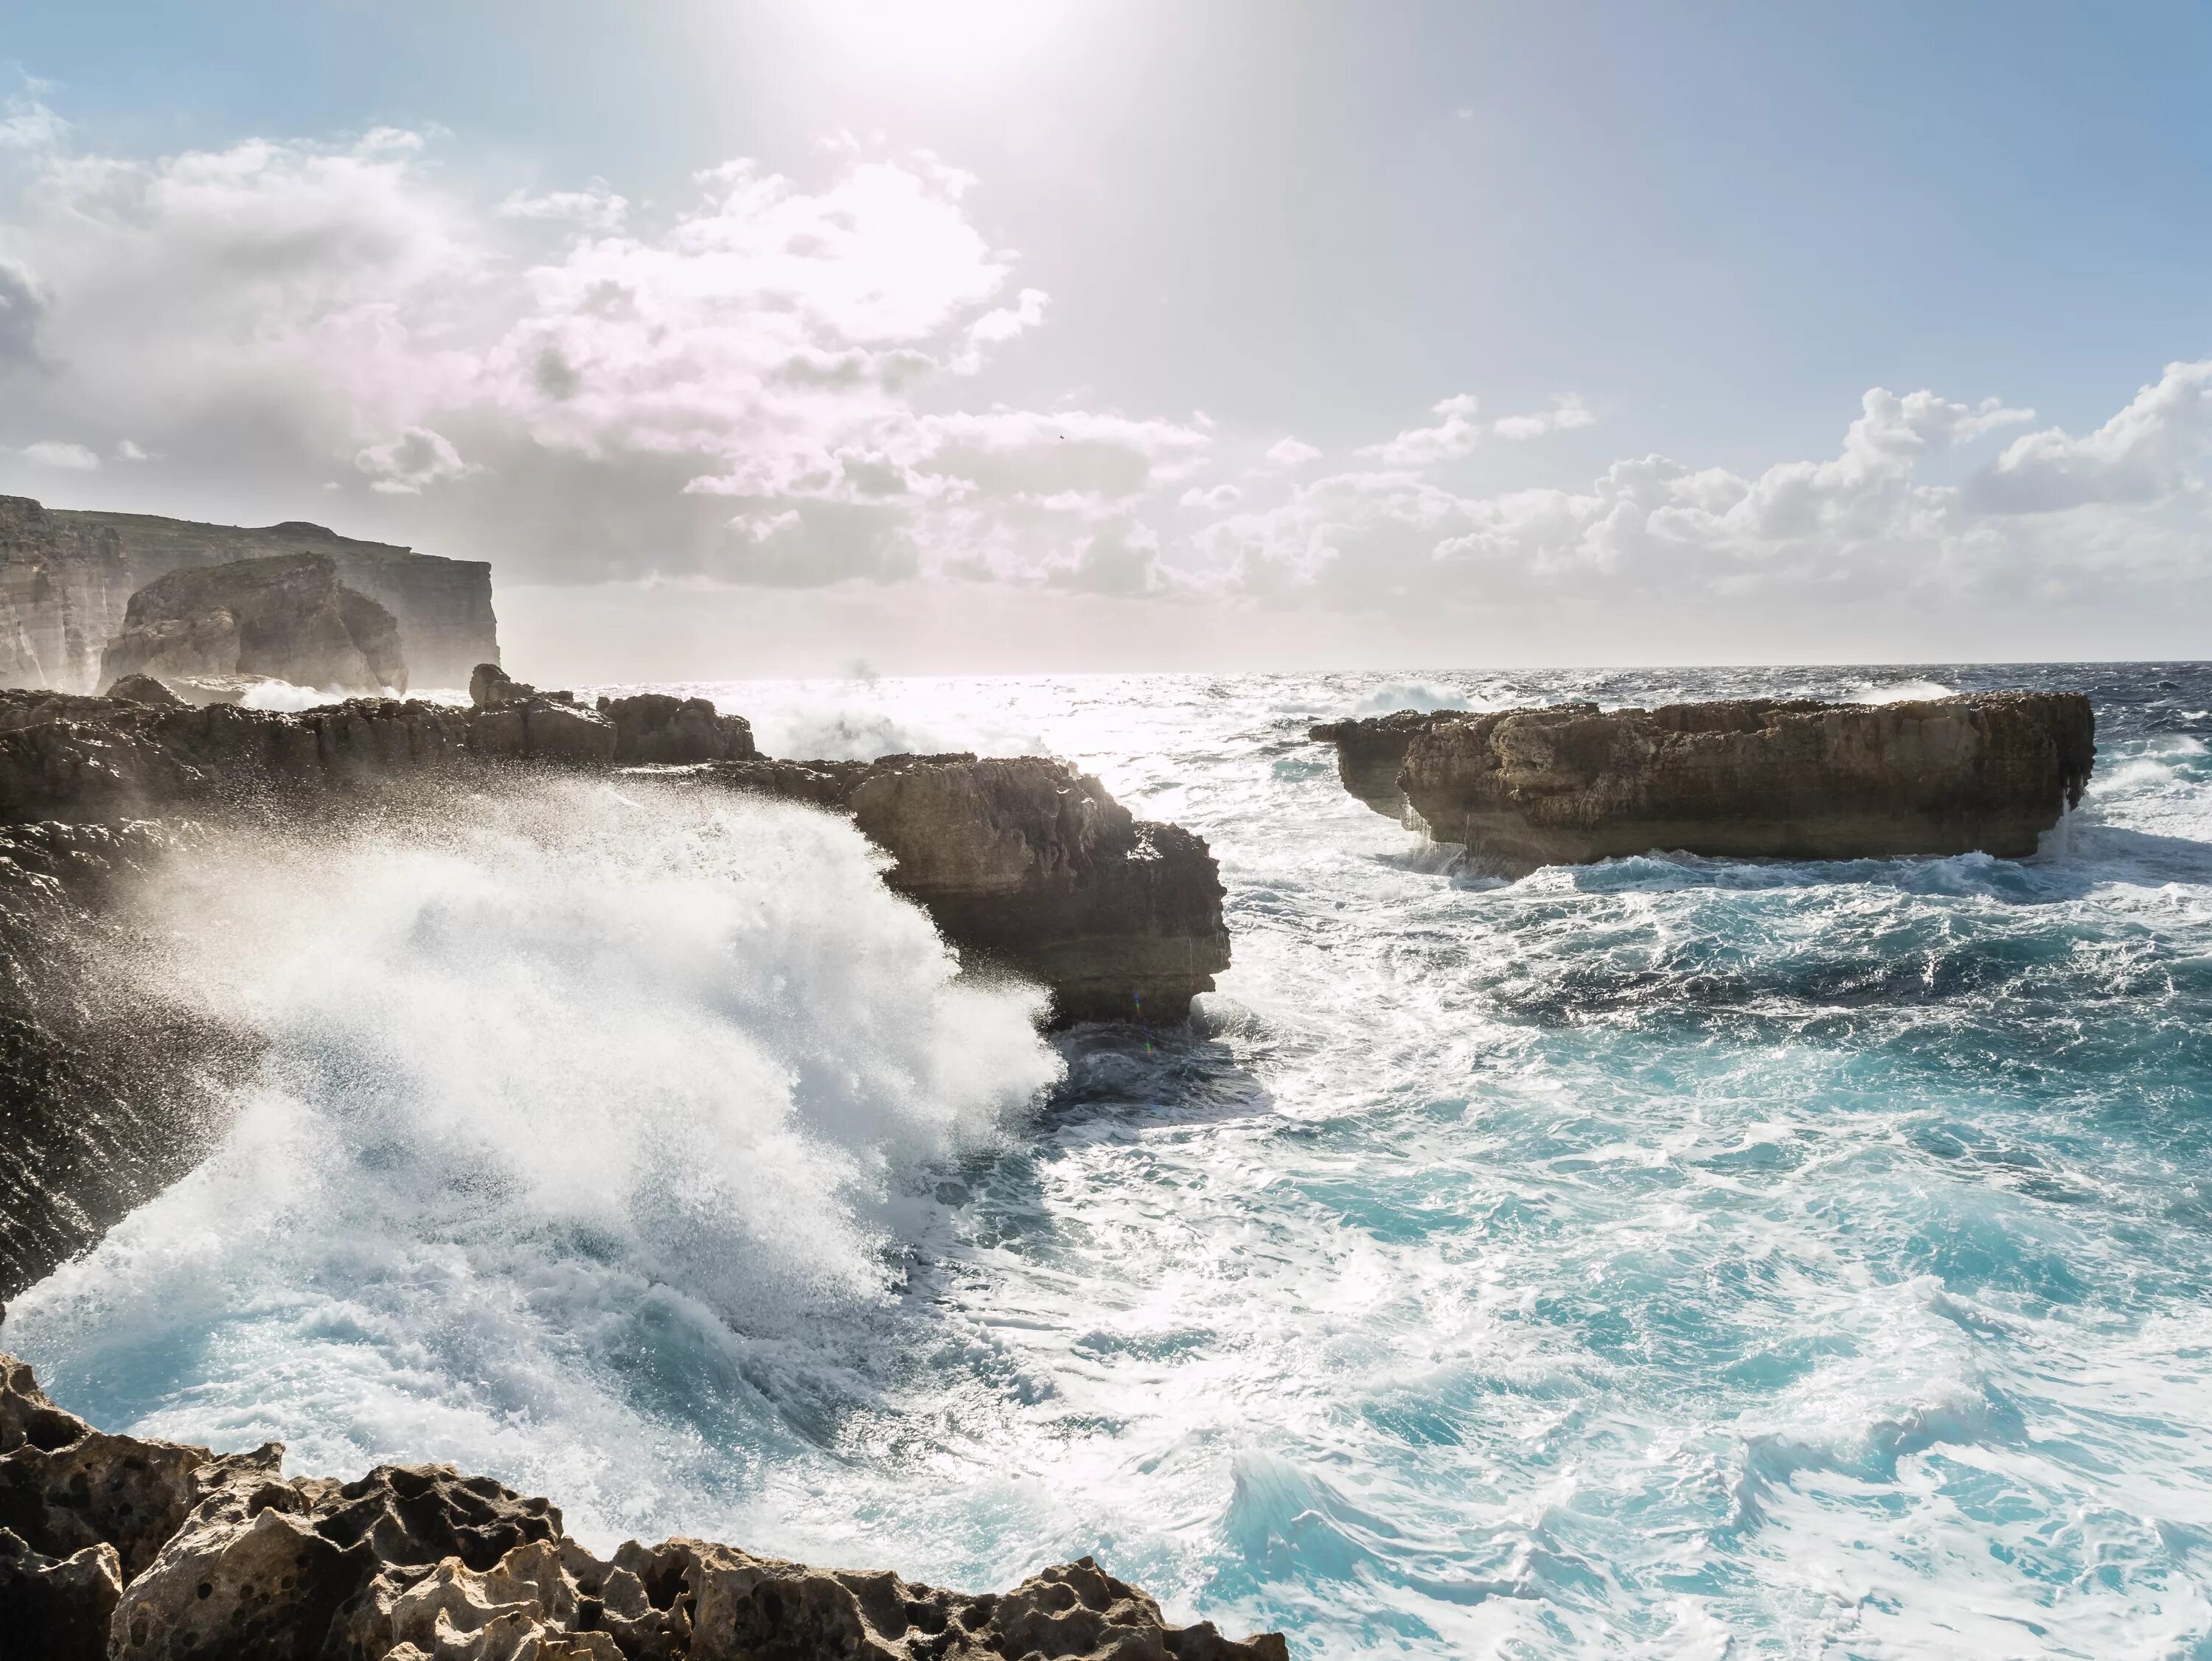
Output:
[
  {"xmin": 1307, "ymin": 710, "xmax": 1439, "ymax": 817},
  {"xmin": 100, "ymin": 553, "xmax": 408, "ymax": 696},
  {"xmin": 0, "ymin": 1354, "xmax": 1289, "ymax": 1661},
  {"xmin": 1315, "ymin": 693, "xmax": 2096, "ymax": 876}
]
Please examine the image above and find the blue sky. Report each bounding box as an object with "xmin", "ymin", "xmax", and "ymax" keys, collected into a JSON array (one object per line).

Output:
[{"xmin": 1, "ymin": 1, "xmax": 2208, "ymax": 674}]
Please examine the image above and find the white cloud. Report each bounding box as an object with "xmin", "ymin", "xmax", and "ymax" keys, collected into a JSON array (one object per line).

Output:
[
  {"xmin": 1491, "ymin": 393, "xmax": 1596, "ymax": 440},
  {"xmin": 1, "ymin": 95, "xmax": 2208, "ymax": 640},
  {"xmin": 1357, "ymin": 392, "xmax": 1483, "ymax": 467},
  {"xmin": 0, "ymin": 97, "xmax": 66, "ymax": 153},
  {"xmin": 355, "ymin": 425, "xmax": 479, "ymax": 494},
  {"xmin": 19, "ymin": 439, "xmax": 98, "ymax": 470}
]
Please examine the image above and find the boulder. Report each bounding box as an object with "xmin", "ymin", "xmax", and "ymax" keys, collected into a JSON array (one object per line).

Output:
[
  {"xmin": 597, "ymin": 693, "xmax": 757, "ymax": 764},
  {"xmin": 100, "ymin": 553, "xmax": 408, "ymax": 696},
  {"xmin": 1315, "ymin": 693, "xmax": 2096, "ymax": 876},
  {"xmin": 0, "ymin": 1354, "xmax": 1287, "ymax": 1661}
]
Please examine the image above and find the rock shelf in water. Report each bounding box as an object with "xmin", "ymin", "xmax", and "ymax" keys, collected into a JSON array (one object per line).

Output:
[
  {"xmin": 0, "ymin": 1354, "xmax": 1287, "ymax": 1661},
  {"xmin": 1312, "ymin": 692, "xmax": 2096, "ymax": 876}
]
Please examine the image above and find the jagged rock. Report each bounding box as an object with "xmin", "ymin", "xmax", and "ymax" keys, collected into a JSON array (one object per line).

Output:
[
  {"xmin": 97, "ymin": 675, "xmax": 185, "ymax": 708},
  {"xmin": 0, "ymin": 823, "xmax": 260, "ymax": 1300},
  {"xmin": 0, "ymin": 1355, "xmax": 1287, "ymax": 1661},
  {"xmin": 470, "ymin": 662, "xmax": 530, "ymax": 709},
  {"xmin": 709, "ymin": 753, "xmax": 1231, "ymax": 1024},
  {"xmin": 100, "ymin": 552, "xmax": 408, "ymax": 696},
  {"xmin": 1307, "ymin": 709, "xmax": 1438, "ymax": 818},
  {"xmin": 0, "ymin": 1528, "xmax": 122, "ymax": 1661},
  {"xmin": 1315, "ymin": 693, "xmax": 2096, "ymax": 876},
  {"xmin": 596, "ymin": 694, "xmax": 757, "ymax": 764}
]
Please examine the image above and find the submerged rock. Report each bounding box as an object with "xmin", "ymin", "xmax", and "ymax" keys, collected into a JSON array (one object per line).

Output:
[
  {"xmin": 1315, "ymin": 693, "xmax": 2096, "ymax": 876},
  {"xmin": 100, "ymin": 552, "xmax": 408, "ymax": 697},
  {"xmin": 0, "ymin": 1354, "xmax": 1288, "ymax": 1661}
]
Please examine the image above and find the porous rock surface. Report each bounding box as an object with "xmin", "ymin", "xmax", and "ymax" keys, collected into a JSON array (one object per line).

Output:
[
  {"xmin": 100, "ymin": 552, "xmax": 408, "ymax": 697},
  {"xmin": 1315, "ymin": 693, "xmax": 2096, "ymax": 876},
  {"xmin": 0, "ymin": 1355, "xmax": 1287, "ymax": 1661}
]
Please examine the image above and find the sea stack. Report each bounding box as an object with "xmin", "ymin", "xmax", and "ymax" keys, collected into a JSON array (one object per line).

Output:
[
  {"xmin": 99, "ymin": 552, "xmax": 408, "ymax": 697},
  {"xmin": 1314, "ymin": 692, "xmax": 2096, "ymax": 876}
]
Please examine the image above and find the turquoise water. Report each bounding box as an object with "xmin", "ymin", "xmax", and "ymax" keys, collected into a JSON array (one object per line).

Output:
[{"xmin": 12, "ymin": 663, "xmax": 2212, "ymax": 1657}]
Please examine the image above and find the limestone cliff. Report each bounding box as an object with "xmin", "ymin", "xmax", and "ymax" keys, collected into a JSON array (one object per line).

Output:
[
  {"xmin": 1315, "ymin": 693, "xmax": 2096, "ymax": 876},
  {"xmin": 0, "ymin": 498, "xmax": 498, "ymax": 692},
  {"xmin": 100, "ymin": 553, "xmax": 408, "ymax": 695},
  {"xmin": 0, "ymin": 499, "xmax": 133, "ymax": 694},
  {"xmin": 0, "ymin": 1354, "xmax": 1288, "ymax": 1661}
]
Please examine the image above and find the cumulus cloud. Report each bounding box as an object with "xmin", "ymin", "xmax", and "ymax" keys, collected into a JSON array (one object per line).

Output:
[
  {"xmin": 19, "ymin": 439, "xmax": 98, "ymax": 470},
  {"xmin": 0, "ymin": 96, "xmax": 2208, "ymax": 641},
  {"xmin": 356, "ymin": 425, "xmax": 479, "ymax": 494}
]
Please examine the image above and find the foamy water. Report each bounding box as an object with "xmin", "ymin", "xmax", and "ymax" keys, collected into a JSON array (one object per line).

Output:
[{"xmin": 11, "ymin": 662, "xmax": 2212, "ymax": 1657}]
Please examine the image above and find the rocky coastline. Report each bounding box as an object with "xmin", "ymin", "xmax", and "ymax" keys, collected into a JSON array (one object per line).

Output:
[
  {"xmin": 0, "ymin": 1354, "xmax": 1287, "ymax": 1660},
  {"xmin": 1313, "ymin": 692, "xmax": 2096, "ymax": 876}
]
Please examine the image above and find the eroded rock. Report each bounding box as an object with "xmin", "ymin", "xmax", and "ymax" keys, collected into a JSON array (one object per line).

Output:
[
  {"xmin": 0, "ymin": 1355, "xmax": 1287, "ymax": 1661},
  {"xmin": 1315, "ymin": 692, "xmax": 2096, "ymax": 876},
  {"xmin": 100, "ymin": 552, "xmax": 408, "ymax": 697},
  {"xmin": 596, "ymin": 693, "xmax": 756, "ymax": 765}
]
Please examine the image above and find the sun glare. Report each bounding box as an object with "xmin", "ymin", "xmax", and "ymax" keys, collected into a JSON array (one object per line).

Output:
[{"xmin": 799, "ymin": 0, "xmax": 1091, "ymax": 83}]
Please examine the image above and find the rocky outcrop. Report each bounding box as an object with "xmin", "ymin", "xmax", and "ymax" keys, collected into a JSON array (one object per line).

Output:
[
  {"xmin": 0, "ymin": 500, "xmax": 499, "ymax": 694},
  {"xmin": 706, "ymin": 754, "xmax": 1230, "ymax": 1024},
  {"xmin": 597, "ymin": 693, "xmax": 757, "ymax": 765},
  {"xmin": 100, "ymin": 553, "xmax": 408, "ymax": 697},
  {"xmin": 0, "ymin": 689, "xmax": 1228, "ymax": 1025},
  {"xmin": 0, "ymin": 1354, "xmax": 1287, "ymax": 1661},
  {"xmin": 1307, "ymin": 710, "xmax": 1439, "ymax": 817},
  {"xmin": 1315, "ymin": 694, "xmax": 2096, "ymax": 876},
  {"xmin": 0, "ymin": 821, "xmax": 260, "ymax": 1299}
]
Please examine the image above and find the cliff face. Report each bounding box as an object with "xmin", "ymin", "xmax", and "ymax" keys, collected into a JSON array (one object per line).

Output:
[
  {"xmin": 100, "ymin": 553, "xmax": 408, "ymax": 695},
  {"xmin": 1316, "ymin": 694, "xmax": 2096, "ymax": 876},
  {"xmin": 0, "ymin": 1354, "xmax": 1289, "ymax": 1661},
  {"xmin": 0, "ymin": 500, "xmax": 498, "ymax": 692},
  {"xmin": 0, "ymin": 500, "xmax": 133, "ymax": 694}
]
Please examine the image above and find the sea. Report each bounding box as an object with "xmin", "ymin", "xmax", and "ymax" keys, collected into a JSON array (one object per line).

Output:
[{"xmin": 8, "ymin": 661, "xmax": 2212, "ymax": 1658}]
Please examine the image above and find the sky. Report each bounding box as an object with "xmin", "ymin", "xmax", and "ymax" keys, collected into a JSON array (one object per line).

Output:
[{"xmin": 0, "ymin": 0, "xmax": 2208, "ymax": 678}]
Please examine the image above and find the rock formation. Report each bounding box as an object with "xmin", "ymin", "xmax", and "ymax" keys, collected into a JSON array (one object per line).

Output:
[
  {"xmin": 0, "ymin": 498, "xmax": 500, "ymax": 694},
  {"xmin": 0, "ymin": 686, "xmax": 1225, "ymax": 1027},
  {"xmin": 0, "ymin": 821, "xmax": 259, "ymax": 1299},
  {"xmin": 0, "ymin": 1354, "xmax": 1287, "ymax": 1661},
  {"xmin": 100, "ymin": 553, "xmax": 408, "ymax": 697},
  {"xmin": 1307, "ymin": 709, "xmax": 1438, "ymax": 817},
  {"xmin": 706, "ymin": 753, "xmax": 1230, "ymax": 1024},
  {"xmin": 0, "ymin": 498, "xmax": 133, "ymax": 694},
  {"xmin": 1313, "ymin": 693, "xmax": 2096, "ymax": 876}
]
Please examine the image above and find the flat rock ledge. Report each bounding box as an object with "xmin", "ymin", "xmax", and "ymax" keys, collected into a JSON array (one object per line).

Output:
[
  {"xmin": 1312, "ymin": 692, "xmax": 2095, "ymax": 877},
  {"xmin": 0, "ymin": 1354, "xmax": 1287, "ymax": 1661}
]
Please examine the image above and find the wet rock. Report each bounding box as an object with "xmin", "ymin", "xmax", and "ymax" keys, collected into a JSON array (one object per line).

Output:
[
  {"xmin": 709, "ymin": 753, "xmax": 1231, "ymax": 1024},
  {"xmin": 100, "ymin": 552, "xmax": 408, "ymax": 696},
  {"xmin": 0, "ymin": 1354, "xmax": 1288, "ymax": 1661},
  {"xmin": 1315, "ymin": 693, "xmax": 2097, "ymax": 876},
  {"xmin": 1307, "ymin": 709, "xmax": 1436, "ymax": 818},
  {"xmin": 98, "ymin": 675, "xmax": 185, "ymax": 708},
  {"xmin": 597, "ymin": 693, "xmax": 756, "ymax": 764}
]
